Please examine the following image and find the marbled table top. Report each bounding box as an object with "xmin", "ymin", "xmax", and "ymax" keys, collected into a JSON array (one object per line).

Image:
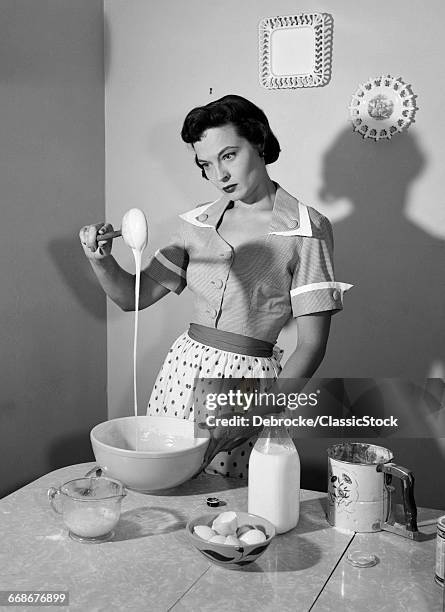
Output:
[{"xmin": 0, "ymin": 463, "xmax": 442, "ymax": 612}]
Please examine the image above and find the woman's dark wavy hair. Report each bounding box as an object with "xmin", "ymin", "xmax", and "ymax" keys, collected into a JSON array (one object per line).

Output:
[{"xmin": 181, "ymin": 95, "xmax": 281, "ymax": 179}]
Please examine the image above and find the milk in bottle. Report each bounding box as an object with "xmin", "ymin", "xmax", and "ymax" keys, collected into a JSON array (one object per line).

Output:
[{"xmin": 248, "ymin": 425, "xmax": 300, "ymax": 534}]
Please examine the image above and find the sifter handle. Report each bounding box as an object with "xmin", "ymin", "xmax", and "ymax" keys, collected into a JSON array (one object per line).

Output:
[{"xmin": 378, "ymin": 462, "xmax": 418, "ymax": 533}]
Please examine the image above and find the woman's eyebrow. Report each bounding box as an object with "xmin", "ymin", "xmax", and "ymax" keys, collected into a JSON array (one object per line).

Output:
[{"xmin": 197, "ymin": 146, "xmax": 239, "ymax": 164}]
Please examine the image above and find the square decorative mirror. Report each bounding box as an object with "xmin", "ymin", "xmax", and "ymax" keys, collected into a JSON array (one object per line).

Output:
[{"xmin": 259, "ymin": 13, "xmax": 333, "ymax": 89}]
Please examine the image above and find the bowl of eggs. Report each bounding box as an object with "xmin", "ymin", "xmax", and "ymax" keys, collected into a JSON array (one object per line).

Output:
[
  {"xmin": 90, "ymin": 416, "xmax": 210, "ymax": 492},
  {"xmin": 186, "ymin": 510, "xmax": 275, "ymax": 569}
]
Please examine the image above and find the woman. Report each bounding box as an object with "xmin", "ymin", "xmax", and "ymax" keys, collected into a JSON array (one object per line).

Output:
[{"xmin": 79, "ymin": 95, "xmax": 352, "ymax": 477}]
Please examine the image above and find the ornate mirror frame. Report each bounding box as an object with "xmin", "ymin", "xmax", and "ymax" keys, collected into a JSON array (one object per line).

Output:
[{"xmin": 259, "ymin": 13, "xmax": 333, "ymax": 89}]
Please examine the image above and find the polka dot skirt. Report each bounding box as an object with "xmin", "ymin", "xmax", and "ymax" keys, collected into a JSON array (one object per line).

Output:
[{"xmin": 146, "ymin": 331, "xmax": 283, "ymax": 478}]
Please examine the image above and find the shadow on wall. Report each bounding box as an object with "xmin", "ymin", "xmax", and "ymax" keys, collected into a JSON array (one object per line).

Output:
[
  {"xmin": 319, "ymin": 127, "xmax": 444, "ymax": 379},
  {"xmin": 47, "ymin": 431, "xmax": 95, "ymax": 476},
  {"xmin": 103, "ymin": 12, "xmax": 111, "ymax": 84},
  {"xmin": 310, "ymin": 128, "xmax": 445, "ymax": 509},
  {"xmin": 295, "ymin": 378, "xmax": 445, "ymax": 509},
  {"xmin": 47, "ymin": 236, "xmax": 107, "ymax": 321}
]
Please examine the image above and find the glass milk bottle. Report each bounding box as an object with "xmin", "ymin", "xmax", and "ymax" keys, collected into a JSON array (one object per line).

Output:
[{"xmin": 248, "ymin": 424, "xmax": 300, "ymax": 534}]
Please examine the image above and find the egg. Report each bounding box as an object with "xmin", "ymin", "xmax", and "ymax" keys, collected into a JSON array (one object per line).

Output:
[
  {"xmin": 194, "ymin": 525, "xmax": 216, "ymax": 541},
  {"xmin": 236, "ymin": 524, "xmax": 256, "ymax": 537},
  {"xmin": 239, "ymin": 529, "xmax": 267, "ymax": 545},
  {"xmin": 209, "ymin": 535, "xmax": 227, "ymax": 544},
  {"xmin": 225, "ymin": 535, "xmax": 242, "ymax": 546},
  {"xmin": 211, "ymin": 511, "xmax": 238, "ymax": 536}
]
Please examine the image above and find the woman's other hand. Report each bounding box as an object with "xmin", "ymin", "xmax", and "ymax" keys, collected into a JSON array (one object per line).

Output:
[
  {"xmin": 195, "ymin": 412, "xmax": 261, "ymax": 475},
  {"xmin": 79, "ymin": 223, "xmax": 114, "ymax": 260}
]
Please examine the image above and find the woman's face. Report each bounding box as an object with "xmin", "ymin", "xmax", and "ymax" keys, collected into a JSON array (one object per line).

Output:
[{"xmin": 193, "ymin": 124, "xmax": 268, "ymax": 204}]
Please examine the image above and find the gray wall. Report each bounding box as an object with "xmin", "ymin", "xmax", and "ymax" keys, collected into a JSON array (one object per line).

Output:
[{"xmin": 0, "ymin": 0, "xmax": 106, "ymax": 497}]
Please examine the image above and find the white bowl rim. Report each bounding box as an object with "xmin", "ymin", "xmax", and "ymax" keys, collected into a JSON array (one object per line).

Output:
[{"xmin": 91, "ymin": 416, "xmax": 209, "ymax": 458}]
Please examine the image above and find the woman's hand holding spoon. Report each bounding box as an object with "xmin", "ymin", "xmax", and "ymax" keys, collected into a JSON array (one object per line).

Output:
[{"xmin": 79, "ymin": 223, "xmax": 115, "ymax": 260}]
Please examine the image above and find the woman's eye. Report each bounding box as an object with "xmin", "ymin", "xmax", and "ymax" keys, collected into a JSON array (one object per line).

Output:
[{"xmin": 223, "ymin": 152, "xmax": 235, "ymax": 161}]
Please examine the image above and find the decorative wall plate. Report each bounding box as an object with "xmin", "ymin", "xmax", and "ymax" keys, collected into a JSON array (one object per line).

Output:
[
  {"xmin": 259, "ymin": 13, "xmax": 333, "ymax": 89},
  {"xmin": 349, "ymin": 75, "xmax": 418, "ymax": 141}
]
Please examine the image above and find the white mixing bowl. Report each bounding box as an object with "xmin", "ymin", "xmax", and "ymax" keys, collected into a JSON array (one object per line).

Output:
[{"xmin": 90, "ymin": 416, "xmax": 210, "ymax": 492}]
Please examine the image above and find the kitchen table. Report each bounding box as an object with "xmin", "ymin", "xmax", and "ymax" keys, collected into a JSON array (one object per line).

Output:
[{"xmin": 0, "ymin": 463, "xmax": 442, "ymax": 612}]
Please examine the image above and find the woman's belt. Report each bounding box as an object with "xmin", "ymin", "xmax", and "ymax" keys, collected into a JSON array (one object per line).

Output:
[{"xmin": 188, "ymin": 323, "xmax": 274, "ymax": 357}]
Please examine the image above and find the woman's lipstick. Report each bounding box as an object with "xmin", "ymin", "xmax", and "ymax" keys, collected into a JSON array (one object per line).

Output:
[{"xmin": 223, "ymin": 184, "xmax": 237, "ymax": 193}]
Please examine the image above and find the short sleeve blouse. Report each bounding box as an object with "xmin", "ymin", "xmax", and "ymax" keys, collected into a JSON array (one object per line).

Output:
[{"xmin": 144, "ymin": 184, "xmax": 352, "ymax": 343}]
